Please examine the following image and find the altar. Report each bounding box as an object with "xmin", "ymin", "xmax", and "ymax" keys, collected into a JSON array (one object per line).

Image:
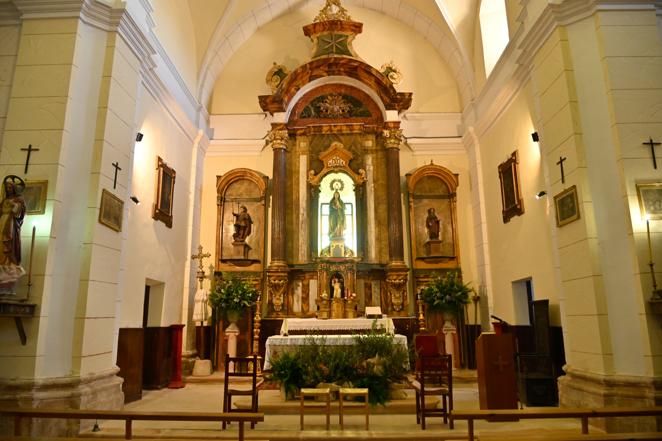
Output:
[{"xmin": 263, "ymin": 333, "xmax": 409, "ymax": 371}]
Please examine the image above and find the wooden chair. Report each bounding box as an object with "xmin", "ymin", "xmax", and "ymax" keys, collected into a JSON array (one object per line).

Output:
[
  {"xmin": 412, "ymin": 353, "xmax": 453, "ymax": 430},
  {"xmin": 222, "ymin": 354, "xmax": 261, "ymax": 430}
]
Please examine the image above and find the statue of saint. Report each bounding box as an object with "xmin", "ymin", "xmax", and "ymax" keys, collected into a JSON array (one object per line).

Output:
[
  {"xmin": 331, "ymin": 277, "xmax": 342, "ymax": 298},
  {"xmin": 232, "ymin": 205, "xmax": 253, "ymax": 242},
  {"xmin": 328, "ymin": 190, "xmax": 345, "ymax": 239},
  {"xmin": 425, "ymin": 207, "xmax": 441, "ymax": 240},
  {"xmin": 0, "ymin": 175, "xmax": 26, "ymax": 288}
]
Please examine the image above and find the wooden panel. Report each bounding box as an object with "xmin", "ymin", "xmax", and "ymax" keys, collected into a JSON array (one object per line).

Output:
[
  {"xmin": 142, "ymin": 327, "xmax": 172, "ymax": 389},
  {"xmin": 117, "ymin": 328, "xmax": 144, "ymax": 403},
  {"xmin": 195, "ymin": 325, "xmax": 212, "ymax": 359},
  {"xmin": 476, "ymin": 333, "xmax": 518, "ymax": 410}
]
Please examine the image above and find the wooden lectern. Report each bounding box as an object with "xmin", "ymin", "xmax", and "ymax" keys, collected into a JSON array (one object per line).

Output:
[{"xmin": 476, "ymin": 332, "xmax": 518, "ymax": 409}]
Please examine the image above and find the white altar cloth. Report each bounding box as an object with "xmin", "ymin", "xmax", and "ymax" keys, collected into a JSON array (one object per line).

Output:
[
  {"xmin": 263, "ymin": 334, "xmax": 408, "ymax": 370},
  {"xmin": 280, "ymin": 317, "xmax": 395, "ymax": 335}
]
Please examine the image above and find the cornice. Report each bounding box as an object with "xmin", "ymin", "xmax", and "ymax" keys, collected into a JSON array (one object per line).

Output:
[
  {"xmin": 206, "ymin": 139, "xmax": 265, "ymax": 157},
  {"xmin": 0, "ymin": 1, "xmax": 20, "ymax": 25},
  {"xmin": 468, "ymin": 0, "xmax": 657, "ymax": 138}
]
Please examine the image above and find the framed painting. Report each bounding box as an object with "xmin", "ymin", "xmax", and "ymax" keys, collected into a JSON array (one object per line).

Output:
[
  {"xmin": 152, "ymin": 156, "xmax": 176, "ymax": 228},
  {"xmin": 554, "ymin": 185, "xmax": 580, "ymax": 227},
  {"xmin": 636, "ymin": 182, "xmax": 662, "ymax": 220},
  {"xmin": 99, "ymin": 189, "xmax": 123, "ymax": 232},
  {"xmin": 24, "ymin": 180, "xmax": 48, "ymax": 215},
  {"xmin": 498, "ymin": 151, "xmax": 524, "ymax": 223}
]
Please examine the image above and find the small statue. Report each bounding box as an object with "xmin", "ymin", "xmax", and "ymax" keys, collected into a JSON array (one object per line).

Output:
[
  {"xmin": 0, "ymin": 175, "xmax": 26, "ymax": 291},
  {"xmin": 425, "ymin": 207, "xmax": 441, "ymax": 240},
  {"xmin": 331, "ymin": 277, "xmax": 343, "ymax": 298},
  {"xmin": 232, "ymin": 205, "xmax": 253, "ymax": 242}
]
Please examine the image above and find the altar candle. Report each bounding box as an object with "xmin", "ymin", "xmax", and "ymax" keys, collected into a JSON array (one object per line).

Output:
[{"xmin": 647, "ymin": 219, "xmax": 653, "ymax": 263}]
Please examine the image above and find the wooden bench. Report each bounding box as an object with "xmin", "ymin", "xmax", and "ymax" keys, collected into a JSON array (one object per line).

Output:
[
  {"xmin": 0, "ymin": 408, "xmax": 264, "ymax": 441},
  {"xmin": 450, "ymin": 407, "xmax": 662, "ymax": 441}
]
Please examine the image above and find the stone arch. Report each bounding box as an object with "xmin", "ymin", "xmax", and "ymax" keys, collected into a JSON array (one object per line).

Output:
[{"xmin": 197, "ymin": 0, "xmax": 475, "ymax": 110}]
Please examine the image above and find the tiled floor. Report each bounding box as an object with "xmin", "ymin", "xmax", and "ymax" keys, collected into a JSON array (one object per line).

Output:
[{"xmin": 83, "ymin": 377, "xmax": 584, "ymax": 440}]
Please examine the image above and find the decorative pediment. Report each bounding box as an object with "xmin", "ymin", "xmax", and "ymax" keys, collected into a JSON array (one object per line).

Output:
[{"xmin": 308, "ymin": 142, "xmax": 366, "ymax": 186}]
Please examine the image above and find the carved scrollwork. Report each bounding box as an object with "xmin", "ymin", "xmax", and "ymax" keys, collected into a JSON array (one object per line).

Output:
[
  {"xmin": 381, "ymin": 128, "xmax": 403, "ymax": 149},
  {"xmin": 267, "ymin": 272, "xmax": 288, "ymax": 316},
  {"xmin": 386, "ymin": 272, "xmax": 408, "ymax": 316},
  {"xmin": 308, "ymin": 141, "xmax": 366, "ymax": 187},
  {"xmin": 267, "ymin": 127, "xmax": 289, "ymax": 150}
]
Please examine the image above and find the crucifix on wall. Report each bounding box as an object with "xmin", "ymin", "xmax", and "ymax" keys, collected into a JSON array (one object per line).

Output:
[
  {"xmin": 642, "ymin": 137, "xmax": 661, "ymax": 169},
  {"xmin": 20, "ymin": 144, "xmax": 40, "ymax": 174},
  {"xmin": 112, "ymin": 161, "xmax": 122, "ymax": 189},
  {"xmin": 556, "ymin": 156, "xmax": 567, "ymax": 184}
]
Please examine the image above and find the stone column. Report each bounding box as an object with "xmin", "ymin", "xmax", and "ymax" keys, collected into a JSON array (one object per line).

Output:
[
  {"xmin": 382, "ymin": 125, "xmax": 409, "ymax": 316},
  {"xmin": 266, "ymin": 125, "xmax": 289, "ymax": 316}
]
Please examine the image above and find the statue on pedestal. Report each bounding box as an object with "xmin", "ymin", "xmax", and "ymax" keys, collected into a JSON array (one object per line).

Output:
[
  {"xmin": 328, "ymin": 189, "xmax": 345, "ymax": 240},
  {"xmin": 0, "ymin": 175, "xmax": 26, "ymax": 294},
  {"xmin": 425, "ymin": 207, "xmax": 440, "ymax": 240},
  {"xmin": 232, "ymin": 205, "xmax": 253, "ymax": 242}
]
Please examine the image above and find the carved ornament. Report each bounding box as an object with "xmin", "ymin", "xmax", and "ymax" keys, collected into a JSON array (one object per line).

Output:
[
  {"xmin": 314, "ymin": 0, "xmax": 351, "ymax": 22},
  {"xmin": 267, "ymin": 127, "xmax": 289, "ymax": 150},
  {"xmin": 382, "ymin": 128, "xmax": 403, "ymax": 149},
  {"xmin": 267, "ymin": 272, "xmax": 288, "ymax": 316},
  {"xmin": 380, "ymin": 61, "xmax": 403, "ymax": 85},
  {"xmin": 307, "ymin": 141, "xmax": 366, "ymax": 187},
  {"xmin": 265, "ymin": 62, "xmax": 289, "ymax": 93}
]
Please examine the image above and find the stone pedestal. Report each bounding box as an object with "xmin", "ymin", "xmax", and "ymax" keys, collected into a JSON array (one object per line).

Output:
[
  {"xmin": 345, "ymin": 300, "xmax": 357, "ymax": 318},
  {"xmin": 331, "ymin": 297, "xmax": 345, "ymax": 319},
  {"xmin": 232, "ymin": 241, "xmax": 251, "ymax": 259},
  {"xmin": 424, "ymin": 239, "xmax": 443, "ymax": 256},
  {"xmin": 558, "ymin": 366, "xmax": 661, "ymax": 432},
  {"xmin": 225, "ymin": 322, "xmax": 239, "ymax": 372},
  {"xmin": 192, "ymin": 359, "xmax": 213, "ymax": 376},
  {"xmin": 316, "ymin": 297, "xmax": 330, "ymax": 319},
  {"xmin": 0, "ymin": 368, "xmax": 123, "ymax": 437}
]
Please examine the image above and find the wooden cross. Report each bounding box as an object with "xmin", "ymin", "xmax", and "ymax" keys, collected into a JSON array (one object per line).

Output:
[
  {"xmin": 20, "ymin": 144, "xmax": 40, "ymax": 174},
  {"xmin": 642, "ymin": 137, "xmax": 661, "ymax": 169},
  {"xmin": 492, "ymin": 355, "xmax": 509, "ymax": 372},
  {"xmin": 191, "ymin": 245, "xmax": 211, "ymax": 274},
  {"xmin": 556, "ymin": 156, "xmax": 567, "ymax": 184},
  {"xmin": 111, "ymin": 161, "xmax": 122, "ymax": 189}
]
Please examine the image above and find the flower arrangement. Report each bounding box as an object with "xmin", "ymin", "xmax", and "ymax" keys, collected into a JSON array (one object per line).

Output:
[
  {"xmin": 208, "ymin": 273, "xmax": 259, "ymax": 320},
  {"xmin": 420, "ymin": 270, "xmax": 473, "ymax": 314},
  {"xmin": 346, "ymin": 291, "xmax": 357, "ymax": 302}
]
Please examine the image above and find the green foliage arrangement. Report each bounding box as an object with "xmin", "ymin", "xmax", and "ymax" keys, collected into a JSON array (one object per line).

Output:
[
  {"xmin": 208, "ymin": 273, "xmax": 259, "ymax": 319},
  {"xmin": 267, "ymin": 331, "xmax": 409, "ymax": 405},
  {"xmin": 420, "ymin": 269, "xmax": 473, "ymax": 314}
]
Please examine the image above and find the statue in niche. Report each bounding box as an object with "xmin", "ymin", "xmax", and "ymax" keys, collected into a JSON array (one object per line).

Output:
[
  {"xmin": 330, "ymin": 275, "xmax": 343, "ymax": 298},
  {"xmin": 425, "ymin": 207, "xmax": 441, "ymax": 240},
  {"xmin": 232, "ymin": 205, "xmax": 253, "ymax": 242},
  {"xmin": 0, "ymin": 175, "xmax": 26, "ymax": 291},
  {"xmin": 328, "ymin": 179, "xmax": 345, "ymax": 240}
]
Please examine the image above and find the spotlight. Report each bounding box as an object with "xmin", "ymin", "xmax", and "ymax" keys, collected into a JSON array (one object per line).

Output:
[
  {"xmin": 130, "ymin": 196, "xmax": 140, "ymax": 205},
  {"xmin": 531, "ymin": 132, "xmax": 539, "ymax": 142},
  {"xmin": 136, "ymin": 132, "xmax": 144, "ymax": 142},
  {"xmin": 535, "ymin": 191, "xmax": 547, "ymax": 199}
]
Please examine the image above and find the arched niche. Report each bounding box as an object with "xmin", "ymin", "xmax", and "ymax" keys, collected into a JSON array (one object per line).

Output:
[
  {"xmin": 216, "ymin": 169, "xmax": 268, "ymax": 270},
  {"xmin": 406, "ymin": 163, "xmax": 460, "ymax": 270}
]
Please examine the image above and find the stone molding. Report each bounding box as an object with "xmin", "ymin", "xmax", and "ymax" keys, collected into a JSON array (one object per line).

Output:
[
  {"xmin": 469, "ymin": 0, "xmax": 658, "ymax": 138},
  {"xmin": 0, "ymin": 367, "xmax": 124, "ymax": 437},
  {"xmin": 558, "ymin": 365, "xmax": 662, "ymax": 432}
]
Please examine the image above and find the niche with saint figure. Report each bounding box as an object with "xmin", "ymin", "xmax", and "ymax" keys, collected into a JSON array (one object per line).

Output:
[{"xmin": 318, "ymin": 172, "xmax": 356, "ymax": 258}]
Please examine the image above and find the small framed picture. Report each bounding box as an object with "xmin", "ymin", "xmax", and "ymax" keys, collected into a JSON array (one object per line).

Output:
[
  {"xmin": 23, "ymin": 180, "xmax": 48, "ymax": 215},
  {"xmin": 498, "ymin": 150, "xmax": 524, "ymax": 223},
  {"xmin": 152, "ymin": 156, "xmax": 176, "ymax": 228},
  {"xmin": 99, "ymin": 189, "xmax": 123, "ymax": 232},
  {"xmin": 636, "ymin": 182, "xmax": 662, "ymax": 220},
  {"xmin": 554, "ymin": 185, "xmax": 580, "ymax": 227}
]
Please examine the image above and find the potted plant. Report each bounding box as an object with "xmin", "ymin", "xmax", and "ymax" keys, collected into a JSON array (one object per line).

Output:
[
  {"xmin": 208, "ymin": 273, "xmax": 259, "ymax": 323},
  {"xmin": 420, "ymin": 270, "xmax": 473, "ymax": 318}
]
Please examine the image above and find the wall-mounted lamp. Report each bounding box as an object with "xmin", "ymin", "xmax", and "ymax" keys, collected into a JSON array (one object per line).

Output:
[
  {"xmin": 136, "ymin": 132, "xmax": 144, "ymax": 142},
  {"xmin": 130, "ymin": 196, "xmax": 140, "ymax": 205},
  {"xmin": 531, "ymin": 132, "xmax": 539, "ymax": 142},
  {"xmin": 535, "ymin": 191, "xmax": 547, "ymax": 199}
]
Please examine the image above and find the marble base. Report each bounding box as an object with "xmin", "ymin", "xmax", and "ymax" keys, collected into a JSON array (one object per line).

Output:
[
  {"xmin": 0, "ymin": 367, "xmax": 123, "ymax": 437},
  {"xmin": 192, "ymin": 359, "xmax": 213, "ymax": 376},
  {"xmin": 558, "ymin": 365, "xmax": 662, "ymax": 432},
  {"xmin": 424, "ymin": 239, "xmax": 442, "ymax": 256},
  {"xmin": 232, "ymin": 241, "xmax": 251, "ymax": 259}
]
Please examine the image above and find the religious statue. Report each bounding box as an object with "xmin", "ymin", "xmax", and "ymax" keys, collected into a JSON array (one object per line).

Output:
[
  {"xmin": 328, "ymin": 190, "xmax": 345, "ymax": 239},
  {"xmin": 425, "ymin": 207, "xmax": 441, "ymax": 240},
  {"xmin": 0, "ymin": 175, "xmax": 26, "ymax": 291},
  {"xmin": 331, "ymin": 276, "xmax": 343, "ymax": 298},
  {"xmin": 232, "ymin": 205, "xmax": 253, "ymax": 242}
]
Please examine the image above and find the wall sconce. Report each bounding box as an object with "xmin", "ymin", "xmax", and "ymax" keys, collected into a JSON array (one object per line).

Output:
[
  {"xmin": 535, "ymin": 191, "xmax": 547, "ymax": 199},
  {"xmin": 136, "ymin": 132, "xmax": 144, "ymax": 142},
  {"xmin": 130, "ymin": 196, "xmax": 140, "ymax": 205},
  {"xmin": 531, "ymin": 132, "xmax": 539, "ymax": 142}
]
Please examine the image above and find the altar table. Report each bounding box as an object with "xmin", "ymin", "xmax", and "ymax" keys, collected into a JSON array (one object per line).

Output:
[
  {"xmin": 263, "ymin": 334, "xmax": 409, "ymax": 370},
  {"xmin": 280, "ymin": 317, "xmax": 395, "ymax": 335}
]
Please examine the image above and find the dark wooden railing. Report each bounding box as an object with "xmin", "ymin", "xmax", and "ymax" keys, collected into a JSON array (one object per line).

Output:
[
  {"xmin": 450, "ymin": 407, "xmax": 662, "ymax": 441},
  {"xmin": 0, "ymin": 408, "xmax": 264, "ymax": 441}
]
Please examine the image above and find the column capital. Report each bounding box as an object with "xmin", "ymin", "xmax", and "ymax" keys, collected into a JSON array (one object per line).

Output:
[
  {"xmin": 381, "ymin": 128, "xmax": 403, "ymax": 150},
  {"xmin": 267, "ymin": 125, "xmax": 289, "ymax": 150}
]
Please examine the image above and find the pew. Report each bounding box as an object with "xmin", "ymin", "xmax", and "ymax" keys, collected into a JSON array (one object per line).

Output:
[
  {"xmin": 0, "ymin": 408, "xmax": 264, "ymax": 441},
  {"xmin": 450, "ymin": 407, "xmax": 662, "ymax": 441}
]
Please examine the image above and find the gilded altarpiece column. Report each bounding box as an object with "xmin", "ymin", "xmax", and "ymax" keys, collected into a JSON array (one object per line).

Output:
[
  {"xmin": 267, "ymin": 125, "xmax": 289, "ymax": 316},
  {"xmin": 382, "ymin": 125, "xmax": 409, "ymax": 316}
]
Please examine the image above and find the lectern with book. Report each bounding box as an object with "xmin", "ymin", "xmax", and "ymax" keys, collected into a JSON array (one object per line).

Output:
[{"xmin": 476, "ymin": 332, "xmax": 518, "ymax": 410}]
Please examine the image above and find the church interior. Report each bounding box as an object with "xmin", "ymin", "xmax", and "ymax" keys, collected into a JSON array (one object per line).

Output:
[{"xmin": 0, "ymin": 0, "xmax": 662, "ymax": 438}]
